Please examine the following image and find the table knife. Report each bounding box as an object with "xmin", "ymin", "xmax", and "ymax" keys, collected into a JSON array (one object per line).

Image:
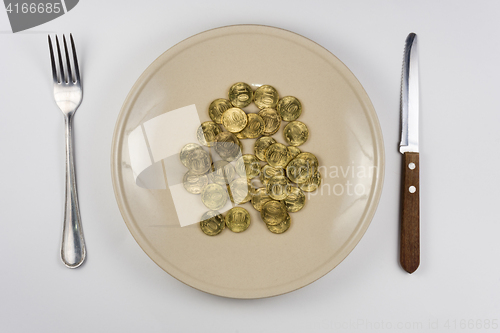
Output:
[{"xmin": 400, "ymin": 33, "xmax": 420, "ymax": 273}]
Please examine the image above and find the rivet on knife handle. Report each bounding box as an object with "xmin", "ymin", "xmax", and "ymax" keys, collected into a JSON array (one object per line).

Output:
[{"xmin": 400, "ymin": 152, "xmax": 419, "ymax": 273}]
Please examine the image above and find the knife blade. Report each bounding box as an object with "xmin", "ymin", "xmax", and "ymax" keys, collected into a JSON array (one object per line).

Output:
[{"xmin": 399, "ymin": 32, "xmax": 420, "ymax": 273}]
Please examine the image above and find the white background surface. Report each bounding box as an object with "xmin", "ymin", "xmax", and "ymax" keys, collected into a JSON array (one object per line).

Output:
[{"xmin": 1, "ymin": 1, "xmax": 499, "ymax": 332}]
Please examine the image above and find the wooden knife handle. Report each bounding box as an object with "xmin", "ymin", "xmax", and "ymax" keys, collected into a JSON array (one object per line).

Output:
[{"xmin": 400, "ymin": 152, "xmax": 420, "ymax": 273}]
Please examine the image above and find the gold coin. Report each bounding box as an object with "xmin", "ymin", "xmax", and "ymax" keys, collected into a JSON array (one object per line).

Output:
[
  {"xmin": 201, "ymin": 183, "xmax": 228, "ymax": 210},
  {"xmin": 283, "ymin": 121, "xmax": 309, "ymax": 146},
  {"xmin": 186, "ymin": 147, "xmax": 212, "ymax": 174},
  {"xmin": 254, "ymin": 136, "xmax": 276, "ymax": 161},
  {"xmin": 296, "ymin": 152, "xmax": 319, "ymax": 174},
  {"xmin": 225, "ymin": 207, "xmax": 251, "ymax": 233},
  {"xmin": 299, "ymin": 170, "xmax": 322, "ymax": 192},
  {"xmin": 229, "ymin": 177, "xmax": 252, "ymax": 204},
  {"xmin": 196, "ymin": 121, "xmax": 222, "ymax": 147},
  {"xmin": 287, "ymin": 146, "xmax": 301, "ymax": 160},
  {"xmin": 235, "ymin": 130, "xmax": 247, "ymax": 140},
  {"xmin": 208, "ymin": 160, "xmax": 235, "ymax": 186},
  {"xmin": 251, "ymin": 188, "xmax": 272, "ymax": 212},
  {"xmin": 258, "ymin": 108, "xmax": 281, "ymax": 135},
  {"xmin": 277, "ymin": 96, "xmax": 302, "ymax": 121},
  {"xmin": 284, "ymin": 146, "xmax": 301, "ymax": 166},
  {"xmin": 260, "ymin": 165, "xmax": 284, "ymax": 185},
  {"xmin": 265, "ymin": 143, "xmax": 290, "ymax": 168},
  {"xmin": 267, "ymin": 213, "xmax": 291, "ymax": 234},
  {"xmin": 208, "ymin": 98, "xmax": 233, "ymax": 124},
  {"xmin": 214, "ymin": 132, "xmax": 242, "ymax": 162},
  {"xmin": 235, "ymin": 154, "xmax": 261, "ymax": 179},
  {"xmin": 221, "ymin": 107, "xmax": 248, "ymax": 133},
  {"xmin": 248, "ymin": 178, "xmax": 260, "ymax": 196},
  {"xmin": 179, "ymin": 143, "xmax": 204, "ymax": 168},
  {"xmin": 183, "ymin": 170, "xmax": 209, "ymax": 194},
  {"xmin": 254, "ymin": 85, "xmax": 279, "ymax": 109},
  {"xmin": 238, "ymin": 113, "xmax": 265, "ymax": 139},
  {"xmin": 282, "ymin": 186, "xmax": 306, "ymax": 212},
  {"xmin": 266, "ymin": 175, "xmax": 291, "ymax": 200},
  {"xmin": 200, "ymin": 210, "xmax": 225, "ymax": 236},
  {"xmin": 228, "ymin": 82, "xmax": 253, "ymax": 108},
  {"xmin": 286, "ymin": 157, "xmax": 313, "ymax": 184},
  {"xmin": 261, "ymin": 200, "xmax": 288, "ymax": 226}
]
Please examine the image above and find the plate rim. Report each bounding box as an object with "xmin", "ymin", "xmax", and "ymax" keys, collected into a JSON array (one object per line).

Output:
[{"xmin": 111, "ymin": 24, "xmax": 385, "ymax": 299}]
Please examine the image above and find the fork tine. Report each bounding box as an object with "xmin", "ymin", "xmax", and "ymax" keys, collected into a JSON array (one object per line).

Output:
[
  {"xmin": 48, "ymin": 35, "xmax": 59, "ymax": 83},
  {"xmin": 55, "ymin": 35, "xmax": 66, "ymax": 83},
  {"xmin": 62, "ymin": 35, "xmax": 73, "ymax": 83},
  {"xmin": 70, "ymin": 34, "xmax": 80, "ymax": 83}
]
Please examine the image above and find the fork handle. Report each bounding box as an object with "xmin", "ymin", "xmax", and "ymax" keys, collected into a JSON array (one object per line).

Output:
[{"xmin": 61, "ymin": 115, "xmax": 86, "ymax": 268}]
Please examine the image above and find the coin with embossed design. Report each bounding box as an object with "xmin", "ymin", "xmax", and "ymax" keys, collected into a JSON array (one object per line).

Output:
[
  {"xmin": 260, "ymin": 200, "xmax": 288, "ymax": 226},
  {"xmin": 286, "ymin": 157, "xmax": 312, "ymax": 184},
  {"xmin": 201, "ymin": 183, "xmax": 228, "ymax": 210},
  {"xmin": 221, "ymin": 107, "xmax": 248, "ymax": 133},
  {"xmin": 299, "ymin": 170, "xmax": 322, "ymax": 192},
  {"xmin": 260, "ymin": 165, "xmax": 284, "ymax": 185},
  {"xmin": 238, "ymin": 113, "xmax": 265, "ymax": 139},
  {"xmin": 229, "ymin": 177, "xmax": 252, "ymax": 204},
  {"xmin": 287, "ymin": 146, "xmax": 301, "ymax": 160},
  {"xmin": 179, "ymin": 143, "xmax": 204, "ymax": 168},
  {"xmin": 283, "ymin": 121, "xmax": 309, "ymax": 146},
  {"xmin": 214, "ymin": 132, "xmax": 242, "ymax": 162},
  {"xmin": 208, "ymin": 98, "xmax": 233, "ymax": 124},
  {"xmin": 183, "ymin": 170, "xmax": 209, "ymax": 194},
  {"xmin": 282, "ymin": 186, "xmax": 305, "ymax": 212},
  {"xmin": 200, "ymin": 210, "xmax": 225, "ymax": 236},
  {"xmin": 186, "ymin": 147, "xmax": 212, "ymax": 174},
  {"xmin": 209, "ymin": 160, "xmax": 236, "ymax": 186},
  {"xmin": 197, "ymin": 121, "xmax": 222, "ymax": 147},
  {"xmin": 235, "ymin": 131, "xmax": 246, "ymax": 140},
  {"xmin": 254, "ymin": 136, "xmax": 276, "ymax": 161},
  {"xmin": 225, "ymin": 207, "xmax": 251, "ymax": 233},
  {"xmin": 248, "ymin": 178, "xmax": 259, "ymax": 196},
  {"xmin": 251, "ymin": 188, "xmax": 272, "ymax": 212},
  {"xmin": 296, "ymin": 152, "xmax": 318, "ymax": 174},
  {"xmin": 266, "ymin": 213, "xmax": 291, "ymax": 234},
  {"xmin": 228, "ymin": 82, "xmax": 253, "ymax": 108},
  {"xmin": 258, "ymin": 108, "xmax": 281, "ymax": 135},
  {"xmin": 235, "ymin": 154, "xmax": 261, "ymax": 179},
  {"xmin": 265, "ymin": 142, "xmax": 289, "ymax": 168},
  {"xmin": 266, "ymin": 175, "xmax": 291, "ymax": 200},
  {"xmin": 277, "ymin": 96, "xmax": 302, "ymax": 121},
  {"xmin": 254, "ymin": 85, "xmax": 279, "ymax": 109}
]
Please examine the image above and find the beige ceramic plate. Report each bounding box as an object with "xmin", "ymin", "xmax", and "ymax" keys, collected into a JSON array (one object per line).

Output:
[{"xmin": 111, "ymin": 25, "xmax": 384, "ymax": 299}]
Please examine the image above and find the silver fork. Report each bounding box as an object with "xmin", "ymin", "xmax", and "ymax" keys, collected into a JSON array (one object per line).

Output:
[{"xmin": 48, "ymin": 34, "xmax": 86, "ymax": 268}]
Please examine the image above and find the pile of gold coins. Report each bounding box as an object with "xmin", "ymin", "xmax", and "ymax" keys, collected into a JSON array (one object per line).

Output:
[{"xmin": 179, "ymin": 82, "xmax": 321, "ymax": 236}]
